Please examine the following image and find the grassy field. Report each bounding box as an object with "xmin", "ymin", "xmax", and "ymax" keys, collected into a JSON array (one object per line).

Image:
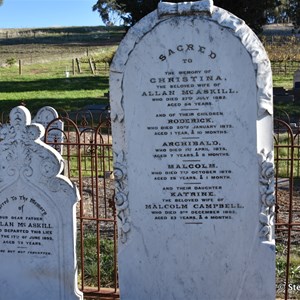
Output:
[
  {"xmin": 0, "ymin": 26, "xmax": 125, "ymax": 64},
  {"xmin": 0, "ymin": 61, "xmax": 110, "ymax": 115},
  {"xmin": 0, "ymin": 26, "xmax": 125, "ymax": 116},
  {"xmin": 273, "ymin": 74, "xmax": 293, "ymax": 89}
]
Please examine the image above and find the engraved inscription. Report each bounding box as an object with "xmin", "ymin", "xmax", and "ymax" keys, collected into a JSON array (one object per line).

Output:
[
  {"xmin": 0, "ymin": 194, "xmax": 54, "ymax": 256},
  {"xmin": 138, "ymin": 47, "xmax": 245, "ymax": 224}
]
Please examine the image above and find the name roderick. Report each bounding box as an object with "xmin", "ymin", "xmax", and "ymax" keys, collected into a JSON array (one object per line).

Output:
[{"xmin": 167, "ymin": 117, "xmax": 212, "ymax": 124}]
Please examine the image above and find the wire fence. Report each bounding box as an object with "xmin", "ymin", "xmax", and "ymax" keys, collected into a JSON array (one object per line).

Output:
[{"xmin": 272, "ymin": 60, "xmax": 300, "ymax": 76}]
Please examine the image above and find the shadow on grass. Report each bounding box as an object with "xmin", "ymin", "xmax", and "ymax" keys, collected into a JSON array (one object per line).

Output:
[
  {"xmin": 0, "ymin": 96, "xmax": 109, "ymax": 122},
  {"xmin": 0, "ymin": 76, "xmax": 108, "ymax": 93},
  {"xmin": 274, "ymin": 103, "xmax": 300, "ymax": 121}
]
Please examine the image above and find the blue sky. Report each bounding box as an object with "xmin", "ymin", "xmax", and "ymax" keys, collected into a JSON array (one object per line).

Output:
[{"xmin": 0, "ymin": 0, "xmax": 105, "ymax": 29}]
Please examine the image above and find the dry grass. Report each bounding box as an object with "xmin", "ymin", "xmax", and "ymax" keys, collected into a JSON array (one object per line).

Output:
[{"xmin": 0, "ymin": 25, "xmax": 125, "ymax": 65}]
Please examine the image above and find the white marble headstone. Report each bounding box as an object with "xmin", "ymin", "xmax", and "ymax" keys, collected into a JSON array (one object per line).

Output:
[
  {"xmin": 33, "ymin": 106, "xmax": 64, "ymax": 154},
  {"xmin": 0, "ymin": 106, "xmax": 82, "ymax": 300},
  {"xmin": 110, "ymin": 1, "xmax": 275, "ymax": 299}
]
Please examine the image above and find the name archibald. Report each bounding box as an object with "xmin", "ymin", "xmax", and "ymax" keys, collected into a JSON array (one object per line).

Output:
[{"xmin": 162, "ymin": 140, "xmax": 218, "ymax": 147}]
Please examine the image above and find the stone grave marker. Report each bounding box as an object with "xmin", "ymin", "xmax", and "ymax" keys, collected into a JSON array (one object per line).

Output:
[
  {"xmin": 0, "ymin": 106, "xmax": 82, "ymax": 300},
  {"xmin": 110, "ymin": 1, "xmax": 275, "ymax": 299},
  {"xmin": 33, "ymin": 106, "xmax": 64, "ymax": 154},
  {"xmin": 293, "ymin": 69, "xmax": 300, "ymax": 102}
]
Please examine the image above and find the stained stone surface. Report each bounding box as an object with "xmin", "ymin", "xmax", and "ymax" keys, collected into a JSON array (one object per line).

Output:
[
  {"xmin": 32, "ymin": 106, "xmax": 64, "ymax": 154},
  {"xmin": 0, "ymin": 106, "xmax": 82, "ymax": 300},
  {"xmin": 110, "ymin": 1, "xmax": 275, "ymax": 300}
]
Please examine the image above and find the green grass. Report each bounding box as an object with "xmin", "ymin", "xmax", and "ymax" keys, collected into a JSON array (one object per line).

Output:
[
  {"xmin": 274, "ymin": 102, "xmax": 300, "ymax": 118},
  {"xmin": 273, "ymin": 74, "xmax": 300, "ymax": 117},
  {"xmin": 68, "ymin": 149, "xmax": 113, "ymax": 179},
  {"xmin": 274, "ymin": 132, "xmax": 300, "ymax": 178},
  {"xmin": 77, "ymin": 232, "xmax": 116, "ymax": 288},
  {"xmin": 0, "ymin": 25, "xmax": 122, "ymax": 114},
  {"xmin": 273, "ymin": 74, "xmax": 294, "ymax": 90},
  {"xmin": 0, "ymin": 60, "xmax": 109, "ymax": 113},
  {"xmin": 276, "ymin": 243, "xmax": 300, "ymax": 300}
]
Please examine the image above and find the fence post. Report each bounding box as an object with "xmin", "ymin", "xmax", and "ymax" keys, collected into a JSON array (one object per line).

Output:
[
  {"xmin": 19, "ymin": 59, "xmax": 22, "ymax": 75},
  {"xmin": 88, "ymin": 58, "xmax": 95, "ymax": 75},
  {"xmin": 72, "ymin": 59, "xmax": 76, "ymax": 75},
  {"xmin": 285, "ymin": 61, "xmax": 287, "ymax": 76},
  {"xmin": 75, "ymin": 58, "xmax": 82, "ymax": 73}
]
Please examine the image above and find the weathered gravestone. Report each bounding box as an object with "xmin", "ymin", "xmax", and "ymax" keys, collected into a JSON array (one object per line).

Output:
[
  {"xmin": 0, "ymin": 106, "xmax": 83, "ymax": 300},
  {"xmin": 110, "ymin": 1, "xmax": 275, "ymax": 299},
  {"xmin": 293, "ymin": 69, "xmax": 300, "ymax": 102},
  {"xmin": 32, "ymin": 106, "xmax": 64, "ymax": 154}
]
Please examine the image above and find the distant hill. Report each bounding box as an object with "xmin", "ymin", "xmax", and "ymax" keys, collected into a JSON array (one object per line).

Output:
[{"xmin": 0, "ymin": 25, "xmax": 126, "ymax": 46}]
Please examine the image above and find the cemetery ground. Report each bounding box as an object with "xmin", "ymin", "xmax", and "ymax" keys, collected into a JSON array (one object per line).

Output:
[
  {"xmin": 0, "ymin": 26, "xmax": 300, "ymax": 299},
  {"xmin": 0, "ymin": 56, "xmax": 113, "ymax": 115}
]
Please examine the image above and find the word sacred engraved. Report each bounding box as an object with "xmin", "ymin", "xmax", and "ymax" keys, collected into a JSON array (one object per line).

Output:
[{"xmin": 159, "ymin": 43, "xmax": 217, "ymax": 61}]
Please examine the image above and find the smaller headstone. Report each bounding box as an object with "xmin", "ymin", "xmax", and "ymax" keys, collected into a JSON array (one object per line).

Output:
[
  {"xmin": 273, "ymin": 87, "xmax": 294, "ymax": 104},
  {"xmin": 293, "ymin": 69, "xmax": 300, "ymax": 102},
  {"xmin": 0, "ymin": 106, "xmax": 82, "ymax": 300},
  {"xmin": 33, "ymin": 106, "xmax": 64, "ymax": 154},
  {"xmin": 294, "ymin": 69, "xmax": 300, "ymax": 87}
]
